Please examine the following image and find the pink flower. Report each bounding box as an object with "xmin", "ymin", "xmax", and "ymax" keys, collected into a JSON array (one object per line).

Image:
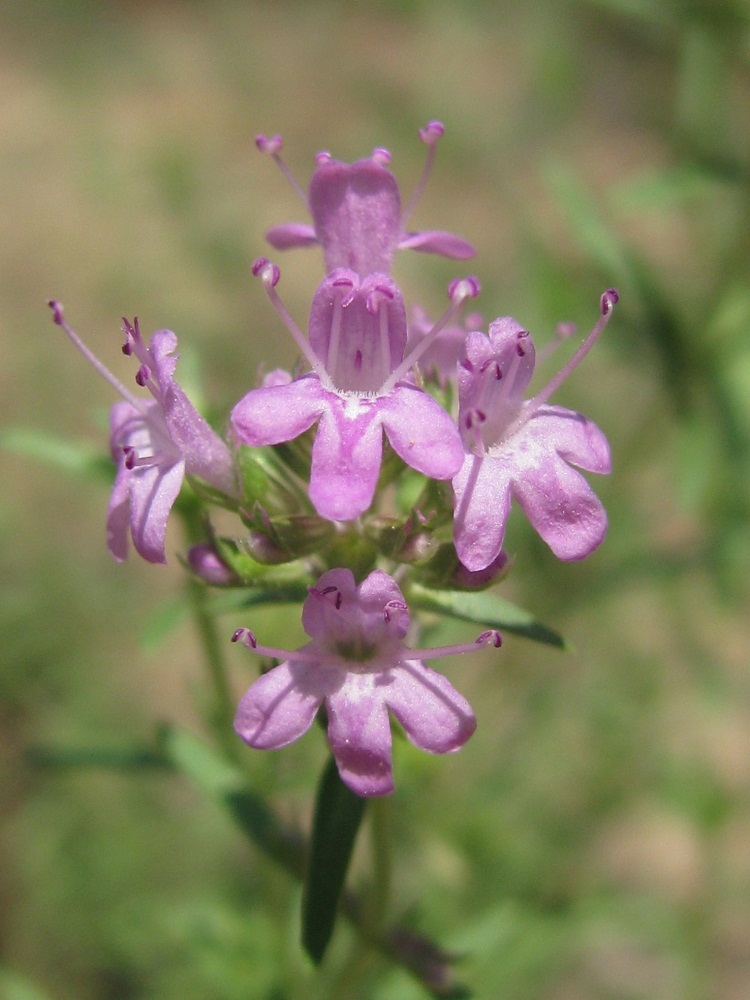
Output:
[
  {"xmin": 50, "ymin": 303, "xmax": 236, "ymax": 563},
  {"xmin": 231, "ymin": 263, "xmax": 477, "ymax": 522},
  {"xmin": 453, "ymin": 291, "xmax": 618, "ymax": 569},
  {"xmin": 232, "ymin": 568, "xmax": 501, "ymax": 797},
  {"xmin": 256, "ymin": 122, "xmax": 475, "ymax": 277}
]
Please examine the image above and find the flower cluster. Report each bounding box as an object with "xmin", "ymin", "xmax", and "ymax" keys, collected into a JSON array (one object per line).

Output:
[{"xmin": 52, "ymin": 122, "xmax": 616, "ymax": 796}]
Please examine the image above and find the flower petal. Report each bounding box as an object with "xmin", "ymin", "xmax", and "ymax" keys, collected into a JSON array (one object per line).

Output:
[
  {"xmin": 309, "ymin": 157, "xmax": 401, "ymax": 276},
  {"xmin": 234, "ymin": 659, "xmax": 334, "ymax": 750},
  {"xmin": 453, "ymin": 452, "xmax": 512, "ymax": 572},
  {"xmin": 528, "ymin": 405, "xmax": 611, "ymax": 474},
  {"xmin": 231, "ymin": 376, "xmax": 326, "ymax": 447},
  {"xmin": 380, "ymin": 383, "xmax": 464, "ymax": 479},
  {"xmin": 127, "ymin": 458, "xmax": 185, "ymax": 564},
  {"xmin": 398, "ymin": 229, "xmax": 476, "ymax": 260},
  {"xmin": 512, "ymin": 452, "xmax": 608, "ymax": 560},
  {"xmin": 327, "ymin": 675, "xmax": 395, "ymax": 797},
  {"xmin": 265, "ymin": 222, "xmax": 319, "ymax": 251},
  {"xmin": 106, "ymin": 464, "xmax": 131, "ymax": 562},
  {"xmin": 308, "ymin": 400, "xmax": 383, "ymax": 520},
  {"xmin": 387, "ymin": 659, "xmax": 476, "ymax": 753}
]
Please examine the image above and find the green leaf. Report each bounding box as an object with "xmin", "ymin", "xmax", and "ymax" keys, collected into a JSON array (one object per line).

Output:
[
  {"xmin": 0, "ymin": 427, "xmax": 111, "ymax": 479},
  {"xmin": 302, "ymin": 756, "xmax": 367, "ymax": 965},
  {"xmin": 406, "ymin": 583, "xmax": 566, "ymax": 648},
  {"xmin": 160, "ymin": 725, "xmax": 306, "ymax": 878}
]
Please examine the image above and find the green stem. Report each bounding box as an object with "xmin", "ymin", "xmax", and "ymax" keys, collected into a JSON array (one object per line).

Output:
[{"xmin": 179, "ymin": 500, "xmax": 239, "ymax": 763}]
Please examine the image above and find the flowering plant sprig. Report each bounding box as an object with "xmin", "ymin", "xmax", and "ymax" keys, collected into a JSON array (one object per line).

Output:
[{"xmin": 45, "ymin": 120, "xmax": 617, "ymax": 991}]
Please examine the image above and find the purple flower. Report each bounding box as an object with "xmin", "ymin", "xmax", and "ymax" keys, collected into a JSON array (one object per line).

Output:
[
  {"xmin": 453, "ymin": 291, "xmax": 618, "ymax": 570},
  {"xmin": 232, "ymin": 568, "xmax": 500, "ymax": 797},
  {"xmin": 231, "ymin": 263, "xmax": 476, "ymax": 522},
  {"xmin": 256, "ymin": 122, "xmax": 475, "ymax": 276},
  {"xmin": 50, "ymin": 303, "xmax": 236, "ymax": 563}
]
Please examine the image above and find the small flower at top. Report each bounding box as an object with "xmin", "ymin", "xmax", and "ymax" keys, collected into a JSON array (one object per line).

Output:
[
  {"xmin": 232, "ymin": 567, "xmax": 501, "ymax": 797},
  {"xmin": 452, "ymin": 291, "xmax": 618, "ymax": 570},
  {"xmin": 256, "ymin": 122, "xmax": 475, "ymax": 276},
  {"xmin": 231, "ymin": 262, "xmax": 478, "ymax": 521},
  {"xmin": 49, "ymin": 302, "xmax": 237, "ymax": 563}
]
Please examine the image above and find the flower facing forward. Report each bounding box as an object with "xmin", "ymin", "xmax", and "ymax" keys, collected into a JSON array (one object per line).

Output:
[
  {"xmin": 256, "ymin": 122, "xmax": 475, "ymax": 276},
  {"xmin": 50, "ymin": 303, "xmax": 236, "ymax": 563},
  {"xmin": 453, "ymin": 291, "xmax": 618, "ymax": 570},
  {"xmin": 232, "ymin": 568, "xmax": 501, "ymax": 796},
  {"xmin": 231, "ymin": 263, "xmax": 476, "ymax": 521}
]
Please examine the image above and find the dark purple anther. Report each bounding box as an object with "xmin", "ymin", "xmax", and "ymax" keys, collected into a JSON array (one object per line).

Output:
[
  {"xmin": 48, "ymin": 299, "xmax": 64, "ymax": 325},
  {"xmin": 476, "ymin": 629, "xmax": 503, "ymax": 648},
  {"xmin": 601, "ymin": 288, "xmax": 619, "ymax": 314}
]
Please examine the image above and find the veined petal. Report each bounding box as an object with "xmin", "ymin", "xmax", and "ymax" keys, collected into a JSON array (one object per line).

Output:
[
  {"xmin": 127, "ymin": 458, "xmax": 185, "ymax": 564},
  {"xmin": 265, "ymin": 222, "xmax": 319, "ymax": 250},
  {"xmin": 380, "ymin": 383, "xmax": 464, "ymax": 479},
  {"xmin": 327, "ymin": 675, "xmax": 395, "ymax": 797},
  {"xmin": 453, "ymin": 452, "xmax": 512, "ymax": 572},
  {"xmin": 309, "ymin": 157, "xmax": 401, "ymax": 276},
  {"xmin": 234, "ymin": 659, "xmax": 336, "ymax": 750},
  {"xmin": 308, "ymin": 400, "xmax": 383, "ymax": 520},
  {"xmin": 387, "ymin": 659, "xmax": 476, "ymax": 753},
  {"xmin": 162, "ymin": 381, "xmax": 236, "ymax": 493},
  {"xmin": 526, "ymin": 405, "xmax": 611, "ymax": 474},
  {"xmin": 398, "ymin": 229, "xmax": 476, "ymax": 259},
  {"xmin": 106, "ymin": 464, "xmax": 131, "ymax": 563},
  {"xmin": 231, "ymin": 376, "xmax": 327, "ymax": 447},
  {"xmin": 512, "ymin": 452, "xmax": 608, "ymax": 560}
]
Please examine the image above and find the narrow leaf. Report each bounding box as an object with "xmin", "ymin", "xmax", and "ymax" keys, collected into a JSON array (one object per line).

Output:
[
  {"xmin": 1, "ymin": 427, "xmax": 111, "ymax": 479},
  {"xmin": 407, "ymin": 583, "xmax": 565, "ymax": 648},
  {"xmin": 302, "ymin": 756, "xmax": 367, "ymax": 964}
]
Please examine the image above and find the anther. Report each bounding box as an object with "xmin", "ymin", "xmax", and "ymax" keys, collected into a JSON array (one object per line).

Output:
[
  {"xmin": 251, "ymin": 257, "xmax": 281, "ymax": 288},
  {"xmin": 418, "ymin": 121, "xmax": 444, "ymax": 145},
  {"xmin": 255, "ymin": 134, "xmax": 283, "ymax": 155},
  {"xmin": 601, "ymin": 288, "xmax": 619, "ymax": 315},
  {"xmin": 383, "ymin": 599, "xmax": 408, "ymax": 623},
  {"xmin": 135, "ymin": 364, "xmax": 150, "ymax": 387},
  {"xmin": 476, "ymin": 629, "xmax": 503, "ymax": 648},
  {"xmin": 371, "ymin": 147, "xmax": 391, "ymax": 166},
  {"xmin": 448, "ymin": 276, "xmax": 481, "ymax": 303},
  {"xmin": 48, "ymin": 299, "xmax": 64, "ymax": 325},
  {"xmin": 366, "ymin": 283, "xmax": 394, "ymax": 315},
  {"xmin": 315, "ymin": 151, "xmax": 332, "ymax": 166}
]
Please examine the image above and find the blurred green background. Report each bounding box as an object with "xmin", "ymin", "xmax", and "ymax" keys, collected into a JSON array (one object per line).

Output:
[{"xmin": 2, "ymin": 1, "xmax": 750, "ymax": 997}]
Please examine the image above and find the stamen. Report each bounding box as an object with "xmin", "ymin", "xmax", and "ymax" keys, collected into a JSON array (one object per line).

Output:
[
  {"xmin": 251, "ymin": 259, "xmax": 331, "ymax": 387},
  {"xmin": 405, "ymin": 624, "xmax": 503, "ymax": 661},
  {"xmin": 48, "ymin": 300, "xmax": 144, "ymax": 411},
  {"xmin": 378, "ymin": 276, "xmax": 479, "ymax": 394},
  {"xmin": 520, "ymin": 288, "xmax": 619, "ymax": 422},
  {"xmin": 232, "ymin": 626, "xmax": 320, "ymax": 662},
  {"xmin": 401, "ymin": 120, "xmax": 444, "ymax": 228},
  {"xmin": 255, "ymin": 133, "xmax": 309, "ymax": 209},
  {"xmin": 326, "ymin": 292, "xmax": 344, "ymax": 379},
  {"xmin": 366, "ymin": 282, "xmax": 395, "ymax": 384}
]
